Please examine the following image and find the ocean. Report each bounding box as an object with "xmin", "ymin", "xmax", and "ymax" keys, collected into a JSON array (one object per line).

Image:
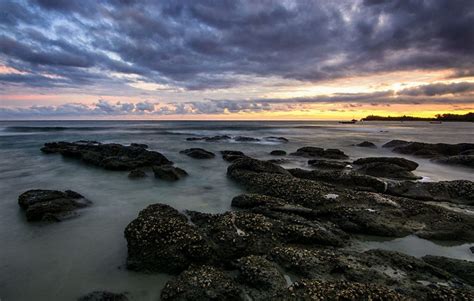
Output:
[{"xmin": 0, "ymin": 120, "xmax": 473, "ymax": 300}]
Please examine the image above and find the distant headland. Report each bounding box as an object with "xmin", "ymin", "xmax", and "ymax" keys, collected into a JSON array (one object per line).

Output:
[{"xmin": 361, "ymin": 112, "xmax": 474, "ymax": 122}]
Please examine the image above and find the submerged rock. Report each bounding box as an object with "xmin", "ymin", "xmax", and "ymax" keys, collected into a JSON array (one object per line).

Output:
[
  {"xmin": 180, "ymin": 148, "xmax": 215, "ymax": 159},
  {"xmin": 356, "ymin": 141, "xmax": 377, "ymax": 148},
  {"xmin": 18, "ymin": 189, "xmax": 91, "ymax": 222},
  {"xmin": 387, "ymin": 180, "xmax": 474, "ymax": 205},
  {"xmin": 270, "ymin": 150, "xmax": 286, "ymax": 156},
  {"xmin": 78, "ymin": 291, "xmax": 128, "ymax": 301},
  {"xmin": 41, "ymin": 141, "xmax": 172, "ymax": 170},
  {"xmin": 124, "ymin": 204, "xmax": 212, "ymax": 274},
  {"xmin": 153, "ymin": 165, "xmax": 188, "ymax": 181},
  {"xmin": 436, "ymin": 155, "xmax": 474, "ymax": 168},
  {"xmin": 128, "ymin": 169, "xmax": 146, "ymax": 179},
  {"xmin": 161, "ymin": 265, "xmax": 241, "ymax": 301}
]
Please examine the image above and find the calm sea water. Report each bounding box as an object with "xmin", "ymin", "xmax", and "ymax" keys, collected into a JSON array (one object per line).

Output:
[{"xmin": 1, "ymin": 120, "xmax": 473, "ymax": 300}]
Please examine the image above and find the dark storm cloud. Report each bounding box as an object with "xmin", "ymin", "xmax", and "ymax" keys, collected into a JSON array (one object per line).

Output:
[{"xmin": 0, "ymin": 0, "xmax": 473, "ymax": 91}]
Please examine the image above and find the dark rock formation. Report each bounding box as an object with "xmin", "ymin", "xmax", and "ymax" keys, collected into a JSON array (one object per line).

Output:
[
  {"xmin": 353, "ymin": 157, "xmax": 420, "ymax": 180},
  {"xmin": 235, "ymin": 136, "xmax": 260, "ymax": 142},
  {"xmin": 78, "ymin": 291, "xmax": 128, "ymax": 301},
  {"xmin": 220, "ymin": 150, "xmax": 247, "ymax": 162},
  {"xmin": 128, "ymin": 169, "xmax": 146, "ymax": 179},
  {"xmin": 18, "ymin": 189, "xmax": 91, "ymax": 222},
  {"xmin": 124, "ymin": 204, "xmax": 212, "ymax": 274},
  {"xmin": 180, "ymin": 148, "xmax": 215, "ymax": 159},
  {"xmin": 353, "ymin": 157, "xmax": 419, "ymax": 171},
  {"xmin": 436, "ymin": 155, "xmax": 474, "ymax": 168},
  {"xmin": 153, "ymin": 165, "xmax": 188, "ymax": 181},
  {"xmin": 383, "ymin": 139, "xmax": 474, "ymax": 168},
  {"xmin": 41, "ymin": 141, "xmax": 172, "ymax": 170},
  {"xmin": 186, "ymin": 135, "xmax": 231, "ymax": 142},
  {"xmin": 356, "ymin": 141, "xmax": 377, "ymax": 148},
  {"xmin": 235, "ymin": 255, "xmax": 286, "ymax": 300},
  {"xmin": 308, "ymin": 159, "xmax": 350, "ymax": 170},
  {"xmin": 270, "ymin": 150, "xmax": 286, "ymax": 156},
  {"xmin": 387, "ymin": 180, "xmax": 474, "ymax": 205},
  {"xmin": 292, "ymin": 146, "xmax": 349, "ymax": 159},
  {"xmin": 161, "ymin": 265, "xmax": 241, "ymax": 301},
  {"xmin": 288, "ymin": 168, "xmax": 386, "ymax": 192},
  {"xmin": 227, "ymin": 158, "xmax": 474, "ymax": 241},
  {"xmin": 422, "ymin": 255, "xmax": 474, "ymax": 286}
]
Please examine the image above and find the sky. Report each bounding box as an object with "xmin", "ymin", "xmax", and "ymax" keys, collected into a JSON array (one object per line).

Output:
[{"xmin": 1, "ymin": 0, "xmax": 474, "ymax": 120}]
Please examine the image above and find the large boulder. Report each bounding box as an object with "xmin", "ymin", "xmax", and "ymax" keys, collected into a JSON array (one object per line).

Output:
[
  {"xmin": 152, "ymin": 165, "xmax": 188, "ymax": 181},
  {"xmin": 436, "ymin": 155, "xmax": 474, "ymax": 168},
  {"xmin": 308, "ymin": 159, "xmax": 350, "ymax": 170},
  {"xmin": 124, "ymin": 204, "xmax": 212, "ymax": 274},
  {"xmin": 18, "ymin": 189, "xmax": 91, "ymax": 222},
  {"xmin": 180, "ymin": 148, "xmax": 215, "ymax": 159},
  {"xmin": 41, "ymin": 141, "xmax": 172, "ymax": 170}
]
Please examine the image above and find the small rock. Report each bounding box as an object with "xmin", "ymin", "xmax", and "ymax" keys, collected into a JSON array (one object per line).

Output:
[
  {"xmin": 18, "ymin": 189, "xmax": 91, "ymax": 222},
  {"xmin": 356, "ymin": 141, "xmax": 376, "ymax": 148},
  {"xmin": 152, "ymin": 165, "xmax": 188, "ymax": 181},
  {"xmin": 270, "ymin": 150, "xmax": 286, "ymax": 156},
  {"xmin": 180, "ymin": 148, "xmax": 215, "ymax": 159}
]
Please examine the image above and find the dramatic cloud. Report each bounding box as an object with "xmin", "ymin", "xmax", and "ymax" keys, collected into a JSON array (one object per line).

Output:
[
  {"xmin": 1, "ymin": 0, "xmax": 474, "ymax": 118},
  {"xmin": 1, "ymin": 0, "xmax": 474, "ymax": 91}
]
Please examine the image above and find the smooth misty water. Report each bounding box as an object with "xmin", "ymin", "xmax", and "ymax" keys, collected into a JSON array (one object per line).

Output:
[{"xmin": 0, "ymin": 120, "xmax": 473, "ymax": 300}]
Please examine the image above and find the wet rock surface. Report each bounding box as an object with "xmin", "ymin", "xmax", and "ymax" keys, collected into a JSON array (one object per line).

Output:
[
  {"xmin": 153, "ymin": 165, "xmax": 188, "ymax": 181},
  {"xmin": 352, "ymin": 157, "xmax": 420, "ymax": 180},
  {"xmin": 387, "ymin": 180, "xmax": 474, "ymax": 205},
  {"xmin": 161, "ymin": 265, "xmax": 241, "ymax": 301},
  {"xmin": 124, "ymin": 204, "xmax": 212, "ymax": 274},
  {"xmin": 220, "ymin": 150, "xmax": 247, "ymax": 162},
  {"xmin": 308, "ymin": 159, "xmax": 350, "ymax": 170},
  {"xmin": 180, "ymin": 148, "xmax": 215, "ymax": 159},
  {"xmin": 77, "ymin": 291, "xmax": 129, "ymax": 301},
  {"xmin": 41, "ymin": 141, "xmax": 172, "ymax": 170},
  {"xmin": 422, "ymin": 255, "xmax": 474, "ymax": 286},
  {"xmin": 18, "ymin": 189, "xmax": 91, "ymax": 222},
  {"xmin": 383, "ymin": 139, "xmax": 474, "ymax": 168},
  {"xmin": 292, "ymin": 146, "xmax": 349, "ymax": 159},
  {"xmin": 356, "ymin": 141, "xmax": 377, "ymax": 148},
  {"xmin": 270, "ymin": 150, "xmax": 286, "ymax": 156}
]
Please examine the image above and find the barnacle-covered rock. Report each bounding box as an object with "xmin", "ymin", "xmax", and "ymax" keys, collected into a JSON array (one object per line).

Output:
[
  {"xmin": 160, "ymin": 265, "xmax": 241, "ymax": 301},
  {"xmin": 124, "ymin": 204, "xmax": 212, "ymax": 274},
  {"xmin": 152, "ymin": 165, "xmax": 188, "ymax": 181}
]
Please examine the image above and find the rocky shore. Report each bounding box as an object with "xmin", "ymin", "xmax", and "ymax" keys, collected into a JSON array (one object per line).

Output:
[
  {"xmin": 123, "ymin": 153, "xmax": 474, "ymax": 300},
  {"xmin": 26, "ymin": 139, "xmax": 474, "ymax": 300}
]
